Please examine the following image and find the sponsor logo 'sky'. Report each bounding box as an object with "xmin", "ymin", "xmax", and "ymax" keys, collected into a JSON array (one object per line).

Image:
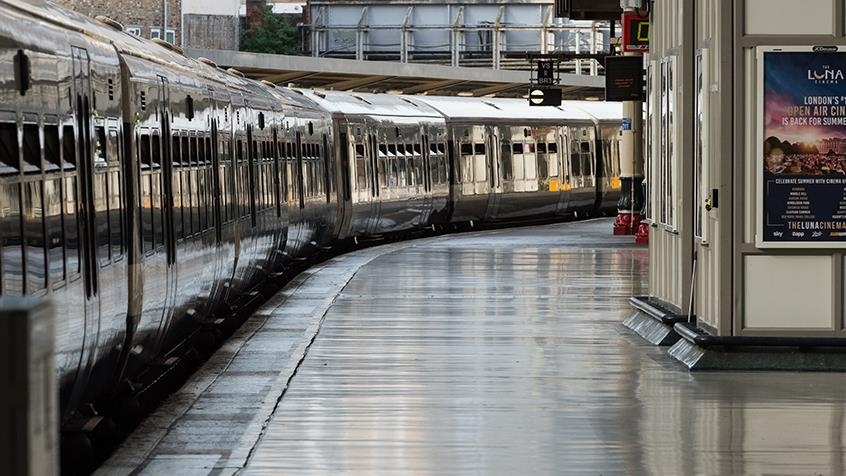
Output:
[{"xmin": 808, "ymin": 65, "xmax": 844, "ymax": 84}]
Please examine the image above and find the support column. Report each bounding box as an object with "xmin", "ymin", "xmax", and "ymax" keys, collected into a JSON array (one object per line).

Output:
[
  {"xmin": 614, "ymin": 99, "xmax": 644, "ymax": 235},
  {"xmin": 613, "ymin": 3, "xmax": 645, "ymax": 236}
]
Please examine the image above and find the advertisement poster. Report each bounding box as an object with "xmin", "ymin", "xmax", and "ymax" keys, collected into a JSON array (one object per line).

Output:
[{"xmin": 759, "ymin": 47, "xmax": 846, "ymax": 247}]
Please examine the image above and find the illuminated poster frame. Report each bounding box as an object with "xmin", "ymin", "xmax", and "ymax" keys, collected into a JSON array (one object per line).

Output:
[{"xmin": 757, "ymin": 45, "xmax": 846, "ymax": 248}]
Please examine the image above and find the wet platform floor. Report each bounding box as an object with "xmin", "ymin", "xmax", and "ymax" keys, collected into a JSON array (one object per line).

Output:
[{"xmin": 102, "ymin": 218, "xmax": 846, "ymax": 475}]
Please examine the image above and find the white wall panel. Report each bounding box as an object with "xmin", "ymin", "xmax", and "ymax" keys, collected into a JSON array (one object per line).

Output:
[
  {"xmin": 744, "ymin": 255, "xmax": 832, "ymax": 329},
  {"xmin": 745, "ymin": 0, "xmax": 835, "ymax": 35}
]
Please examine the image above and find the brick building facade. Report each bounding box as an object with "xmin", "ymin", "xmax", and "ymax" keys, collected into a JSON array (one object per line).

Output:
[{"xmin": 56, "ymin": 0, "xmax": 183, "ymax": 45}]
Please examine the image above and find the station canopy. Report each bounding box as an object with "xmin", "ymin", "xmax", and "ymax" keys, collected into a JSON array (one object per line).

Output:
[{"xmin": 183, "ymin": 48, "xmax": 605, "ymax": 99}]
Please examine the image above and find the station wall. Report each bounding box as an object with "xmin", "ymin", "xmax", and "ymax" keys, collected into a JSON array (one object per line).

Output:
[{"xmin": 648, "ymin": 0, "xmax": 846, "ymax": 336}]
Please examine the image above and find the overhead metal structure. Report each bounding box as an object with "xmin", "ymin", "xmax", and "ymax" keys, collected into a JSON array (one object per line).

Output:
[{"xmin": 183, "ymin": 47, "xmax": 605, "ymax": 98}]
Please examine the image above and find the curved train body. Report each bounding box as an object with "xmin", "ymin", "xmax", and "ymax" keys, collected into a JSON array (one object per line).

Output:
[{"xmin": 0, "ymin": 0, "xmax": 622, "ymax": 425}]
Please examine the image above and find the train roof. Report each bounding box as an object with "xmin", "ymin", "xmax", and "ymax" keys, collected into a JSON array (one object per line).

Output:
[
  {"xmin": 298, "ymin": 90, "xmax": 445, "ymax": 119},
  {"xmin": 408, "ymin": 96, "xmax": 597, "ymax": 122},
  {"xmin": 564, "ymin": 101, "xmax": 623, "ymax": 122}
]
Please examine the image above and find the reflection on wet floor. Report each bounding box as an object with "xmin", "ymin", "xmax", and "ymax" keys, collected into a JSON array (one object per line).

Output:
[
  {"xmin": 241, "ymin": 219, "xmax": 846, "ymax": 475},
  {"xmin": 105, "ymin": 218, "xmax": 846, "ymax": 475}
]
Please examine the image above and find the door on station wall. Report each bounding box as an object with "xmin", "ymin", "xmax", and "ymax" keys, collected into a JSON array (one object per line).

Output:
[{"xmin": 692, "ymin": 48, "xmax": 719, "ymax": 333}]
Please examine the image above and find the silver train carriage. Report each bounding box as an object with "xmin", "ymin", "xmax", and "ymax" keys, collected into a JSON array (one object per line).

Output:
[{"xmin": 0, "ymin": 0, "xmax": 622, "ymax": 428}]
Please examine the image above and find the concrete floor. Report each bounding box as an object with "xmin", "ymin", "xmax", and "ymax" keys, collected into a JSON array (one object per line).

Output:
[{"xmin": 101, "ymin": 218, "xmax": 846, "ymax": 475}]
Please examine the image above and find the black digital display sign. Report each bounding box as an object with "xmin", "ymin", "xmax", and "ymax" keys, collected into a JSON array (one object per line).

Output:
[
  {"xmin": 604, "ymin": 56, "xmax": 644, "ymax": 102},
  {"xmin": 622, "ymin": 12, "xmax": 650, "ymax": 53}
]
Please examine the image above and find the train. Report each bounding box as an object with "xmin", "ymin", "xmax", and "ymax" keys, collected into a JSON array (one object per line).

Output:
[{"xmin": 0, "ymin": 0, "xmax": 622, "ymax": 431}]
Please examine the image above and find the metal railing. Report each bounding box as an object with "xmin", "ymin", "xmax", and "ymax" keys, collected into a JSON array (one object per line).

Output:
[{"xmin": 304, "ymin": 5, "xmax": 611, "ymax": 74}]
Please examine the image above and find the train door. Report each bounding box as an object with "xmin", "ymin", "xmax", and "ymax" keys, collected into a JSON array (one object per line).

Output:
[
  {"xmin": 67, "ymin": 46, "xmax": 101, "ymax": 407},
  {"xmin": 206, "ymin": 91, "xmax": 226, "ymax": 308},
  {"xmin": 246, "ymin": 120, "xmax": 258, "ymax": 229},
  {"xmin": 485, "ymin": 126, "xmax": 502, "ymax": 221},
  {"xmin": 295, "ymin": 130, "xmax": 305, "ymax": 212},
  {"xmin": 366, "ymin": 126, "xmax": 382, "ymax": 234},
  {"xmin": 337, "ymin": 126, "xmax": 353, "ymax": 236},
  {"xmin": 556, "ymin": 128, "xmax": 571, "ymax": 214},
  {"xmin": 155, "ymin": 75, "xmax": 177, "ymax": 350},
  {"xmin": 421, "ymin": 128, "xmax": 434, "ymax": 223},
  {"xmin": 209, "ymin": 94, "xmax": 223, "ymax": 244}
]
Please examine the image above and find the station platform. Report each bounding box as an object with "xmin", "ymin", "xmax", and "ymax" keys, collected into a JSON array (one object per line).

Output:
[{"xmin": 99, "ymin": 219, "xmax": 846, "ymax": 475}]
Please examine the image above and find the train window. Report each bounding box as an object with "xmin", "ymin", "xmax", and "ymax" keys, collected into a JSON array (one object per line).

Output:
[
  {"xmin": 62, "ymin": 125, "xmax": 76, "ymax": 171},
  {"xmin": 200, "ymin": 166, "xmax": 209, "ymax": 234},
  {"xmin": 151, "ymin": 167, "xmax": 163, "ymax": 249},
  {"xmin": 140, "ymin": 134, "xmax": 151, "ymax": 170},
  {"xmin": 548, "ymin": 143, "xmax": 559, "ymax": 177},
  {"xmin": 513, "ymin": 147, "xmax": 525, "ymax": 181},
  {"xmin": 44, "ymin": 178, "xmax": 64, "ymax": 285},
  {"xmin": 64, "ymin": 176, "xmax": 80, "ymax": 276},
  {"xmin": 152, "ymin": 135, "xmax": 162, "ymax": 169},
  {"xmin": 187, "ymin": 139, "xmax": 197, "ymax": 234},
  {"xmin": 432, "ymin": 143, "xmax": 445, "ymax": 184},
  {"xmin": 500, "ymin": 140, "xmax": 513, "ymax": 181},
  {"xmin": 537, "ymin": 144, "xmax": 548, "ymax": 181},
  {"xmin": 580, "ymin": 141, "xmax": 593, "ymax": 176},
  {"xmin": 171, "ymin": 136, "xmax": 182, "ymax": 165},
  {"xmin": 397, "ymin": 151, "xmax": 407, "ymax": 186},
  {"xmin": 525, "ymin": 143, "xmax": 537, "ymax": 180},
  {"xmin": 302, "ymin": 158, "xmax": 310, "ymax": 198},
  {"xmin": 0, "ymin": 183, "xmax": 23, "ymax": 295},
  {"xmin": 194, "ymin": 137, "xmax": 209, "ymax": 165},
  {"xmin": 108, "ymin": 130, "xmax": 123, "ymax": 260},
  {"xmin": 264, "ymin": 142, "xmax": 272, "ymax": 209},
  {"xmin": 94, "ymin": 126, "xmax": 107, "ymax": 166},
  {"xmin": 355, "ymin": 143, "xmax": 367, "ymax": 190},
  {"xmin": 219, "ymin": 140, "xmax": 230, "ymax": 223},
  {"xmin": 459, "ymin": 143, "xmax": 472, "ymax": 183},
  {"xmin": 270, "ymin": 141, "xmax": 278, "ymax": 209},
  {"xmin": 181, "ymin": 137, "xmax": 190, "ymax": 166},
  {"xmin": 22, "ymin": 124, "xmax": 40, "ymax": 173},
  {"xmin": 570, "ymin": 141, "xmax": 582, "ymax": 177},
  {"xmin": 512, "ymin": 143, "xmax": 523, "ymax": 155},
  {"xmin": 195, "ymin": 139, "xmax": 205, "ymax": 229},
  {"xmin": 405, "ymin": 144, "xmax": 424, "ymax": 185},
  {"xmin": 236, "ymin": 140, "xmax": 246, "ymax": 217},
  {"xmin": 94, "ymin": 165, "xmax": 110, "ymax": 266},
  {"xmin": 43, "ymin": 125, "xmax": 60, "ymax": 173},
  {"xmin": 473, "ymin": 143, "xmax": 486, "ymax": 183},
  {"xmin": 175, "ymin": 136, "xmax": 187, "ymax": 237},
  {"xmin": 173, "ymin": 160, "xmax": 184, "ymax": 239},
  {"xmin": 192, "ymin": 136, "xmax": 200, "ymax": 165},
  {"xmin": 0, "ymin": 123, "xmax": 18, "ymax": 175},
  {"xmin": 316, "ymin": 152, "xmax": 323, "ymax": 197},
  {"xmin": 23, "ymin": 182, "xmax": 46, "ymax": 293}
]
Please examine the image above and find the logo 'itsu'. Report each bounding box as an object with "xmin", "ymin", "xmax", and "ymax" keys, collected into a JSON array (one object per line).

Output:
[{"xmin": 808, "ymin": 65, "xmax": 844, "ymax": 84}]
